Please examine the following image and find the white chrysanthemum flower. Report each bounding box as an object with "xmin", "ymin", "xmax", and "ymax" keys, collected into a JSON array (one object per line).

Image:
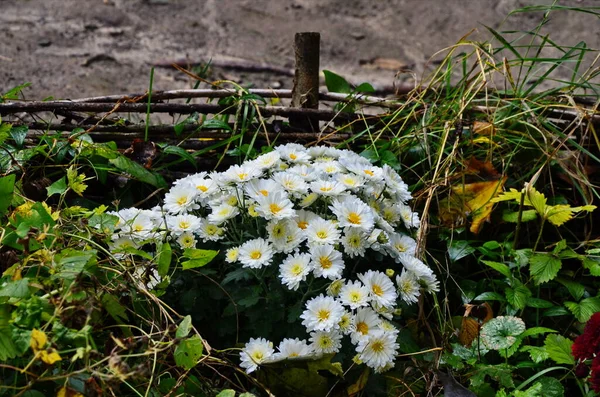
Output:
[
  {"xmin": 396, "ymin": 269, "xmax": 420, "ymax": 304},
  {"xmin": 225, "ymin": 247, "xmax": 240, "ymax": 263},
  {"xmin": 220, "ymin": 164, "xmax": 262, "ymax": 185},
  {"xmin": 268, "ymin": 219, "xmax": 305, "ymax": 253},
  {"xmin": 351, "ymin": 307, "xmax": 382, "ymax": 344},
  {"xmin": 275, "ymin": 338, "xmax": 313, "ymax": 359},
  {"xmin": 294, "ymin": 209, "xmax": 319, "ymax": 231},
  {"xmin": 279, "ymin": 253, "xmax": 312, "ymax": 291},
  {"xmin": 329, "ymin": 196, "xmax": 375, "ymax": 231},
  {"xmin": 336, "ymin": 172, "xmax": 365, "ymax": 190},
  {"xmin": 310, "ymin": 330, "xmax": 343, "ymax": 354},
  {"xmin": 240, "ymin": 337, "xmax": 275, "ymax": 373},
  {"xmin": 419, "ymin": 273, "xmax": 440, "ymax": 293},
  {"xmin": 310, "ymin": 245, "xmax": 344, "ymax": 280},
  {"xmin": 397, "ymin": 254, "xmax": 433, "ymax": 278},
  {"xmin": 197, "ymin": 219, "xmax": 225, "ymax": 242},
  {"xmin": 110, "ymin": 236, "xmax": 140, "ymax": 258},
  {"xmin": 120, "ymin": 212, "xmax": 156, "ymax": 240},
  {"xmin": 327, "ymin": 278, "xmax": 345, "ymax": 297},
  {"xmin": 166, "ymin": 213, "xmax": 201, "ymax": 236},
  {"xmin": 252, "ymin": 151, "xmax": 281, "ymax": 170},
  {"xmin": 255, "ymin": 190, "xmax": 296, "ymax": 220},
  {"xmin": 379, "ymin": 320, "xmax": 399, "ymax": 337},
  {"xmin": 480, "ymin": 316, "xmax": 526, "ymax": 350},
  {"xmin": 272, "ymin": 171, "xmax": 309, "ymax": 195},
  {"xmin": 185, "ymin": 174, "xmax": 218, "ymax": 203},
  {"xmin": 338, "ymin": 310, "xmax": 355, "ymax": 335},
  {"xmin": 358, "ymin": 270, "xmax": 398, "ymax": 308},
  {"xmin": 314, "ymin": 159, "xmax": 343, "ymax": 175},
  {"xmin": 380, "ymin": 201, "xmax": 401, "ymax": 226},
  {"xmin": 306, "ymin": 218, "xmax": 340, "ymax": 246},
  {"xmin": 371, "ymin": 301, "xmax": 395, "ymax": 320},
  {"xmin": 244, "ymin": 178, "xmax": 280, "ymax": 201},
  {"xmin": 238, "ymin": 238, "xmax": 274, "ymax": 269},
  {"xmin": 309, "ymin": 180, "xmax": 346, "ymax": 196},
  {"xmin": 207, "ymin": 203, "xmax": 239, "ymax": 225},
  {"xmin": 299, "ymin": 192, "xmax": 319, "ymax": 208},
  {"xmin": 382, "ymin": 164, "xmax": 412, "ymax": 203},
  {"xmin": 345, "ymin": 162, "xmax": 384, "ymax": 182},
  {"xmin": 339, "ymin": 280, "xmax": 370, "ymax": 310},
  {"xmin": 356, "ymin": 330, "xmax": 399, "ymax": 373},
  {"xmin": 133, "ymin": 266, "xmax": 162, "ymax": 290},
  {"xmin": 289, "ymin": 164, "xmax": 319, "ymax": 181},
  {"xmin": 341, "ymin": 227, "xmax": 369, "ymax": 258},
  {"xmin": 398, "ymin": 203, "xmax": 420, "ymax": 229},
  {"xmin": 300, "ymin": 294, "xmax": 345, "ymax": 332},
  {"xmin": 176, "ymin": 232, "xmax": 197, "ymax": 249},
  {"xmin": 163, "ymin": 184, "xmax": 200, "ymax": 214},
  {"xmin": 386, "ymin": 232, "xmax": 417, "ymax": 257},
  {"xmin": 276, "ymin": 143, "xmax": 311, "ymax": 163}
]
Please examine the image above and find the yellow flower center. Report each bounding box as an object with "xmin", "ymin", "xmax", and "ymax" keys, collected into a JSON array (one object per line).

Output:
[
  {"xmin": 269, "ymin": 203, "xmax": 283, "ymax": 214},
  {"xmin": 259, "ymin": 189, "xmax": 269, "ymax": 196},
  {"xmin": 273, "ymin": 225, "xmax": 285, "ymax": 237},
  {"xmin": 348, "ymin": 212, "xmax": 361, "ymax": 224},
  {"xmin": 179, "ymin": 221, "xmax": 190, "ymax": 229},
  {"xmin": 319, "ymin": 337, "xmax": 332, "ymax": 348},
  {"xmin": 206, "ymin": 225, "xmax": 218, "ymax": 235},
  {"xmin": 320, "ymin": 186, "xmax": 333, "ymax": 192},
  {"xmin": 237, "ymin": 172, "xmax": 248, "ymax": 180},
  {"xmin": 316, "ymin": 231, "xmax": 328, "ymax": 239},
  {"xmin": 289, "ymin": 352, "xmax": 299, "ymax": 357},
  {"xmin": 357, "ymin": 322, "xmax": 369, "ymax": 335},
  {"xmin": 320, "ymin": 256, "xmax": 332, "ymax": 269},
  {"xmin": 291, "ymin": 264, "xmax": 304, "ymax": 276},
  {"xmin": 250, "ymin": 250, "xmax": 262, "ymax": 260},
  {"xmin": 134, "ymin": 224, "xmax": 144, "ymax": 232},
  {"xmin": 317, "ymin": 309, "xmax": 330, "ymax": 321},
  {"xmin": 197, "ymin": 185, "xmax": 208, "ymax": 192},
  {"xmin": 395, "ymin": 244, "xmax": 406, "ymax": 252},
  {"xmin": 371, "ymin": 341, "xmax": 384, "ymax": 352},
  {"xmin": 290, "ymin": 153, "xmax": 297, "ymax": 160},
  {"xmin": 177, "ymin": 196, "xmax": 188, "ymax": 205},
  {"xmin": 298, "ymin": 221, "xmax": 308, "ymax": 230},
  {"xmin": 363, "ymin": 169, "xmax": 374, "ymax": 176},
  {"xmin": 349, "ymin": 292, "xmax": 362, "ymax": 302},
  {"xmin": 372, "ymin": 284, "xmax": 384, "ymax": 296},
  {"xmin": 253, "ymin": 352, "xmax": 264, "ymax": 361}
]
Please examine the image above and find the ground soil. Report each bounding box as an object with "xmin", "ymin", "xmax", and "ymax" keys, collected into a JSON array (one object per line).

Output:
[{"xmin": 1, "ymin": 0, "xmax": 599, "ymax": 101}]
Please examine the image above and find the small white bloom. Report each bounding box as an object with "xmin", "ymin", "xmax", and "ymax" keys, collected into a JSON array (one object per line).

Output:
[
  {"xmin": 197, "ymin": 219, "xmax": 226, "ymax": 242},
  {"xmin": 289, "ymin": 164, "xmax": 319, "ymax": 181},
  {"xmin": 252, "ymin": 151, "xmax": 281, "ymax": 170},
  {"xmin": 339, "ymin": 280, "xmax": 370, "ymax": 310},
  {"xmin": 329, "ymin": 196, "xmax": 375, "ymax": 231},
  {"xmin": 306, "ymin": 218, "xmax": 340, "ymax": 246},
  {"xmin": 225, "ymin": 247, "xmax": 240, "ymax": 263},
  {"xmin": 176, "ymin": 232, "xmax": 197, "ymax": 249},
  {"xmin": 309, "ymin": 330, "xmax": 343, "ymax": 354},
  {"xmin": 338, "ymin": 310, "xmax": 355, "ymax": 335},
  {"xmin": 299, "ymin": 192, "xmax": 319, "ymax": 208},
  {"xmin": 166, "ymin": 213, "xmax": 201, "ymax": 235},
  {"xmin": 279, "ymin": 253, "xmax": 312, "ymax": 290},
  {"xmin": 276, "ymin": 143, "xmax": 311, "ymax": 163},
  {"xmin": 185, "ymin": 174, "xmax": 218, "ymax": 203},
  {"xmin": 220, "ymin": 164, "xmax": 262, "ymax": 185},
  {"xmin": 272, "ymin": 171, "xmax": 309, "ymax": 195},
  {"xmin": 275, "ymin": 338, "xmax": 313, "ymax": 359},
  {"xmin": 309, "ymin": 179, "xmax": 346, "ymax": 196},
  {"xmin": 238, "ymin": 238, "xmax": 274, "ymax": 269},
  {"xmin": 351, "ymin": 307, "xmax": 382, "ymax": 344},
  {"xmin": 120, "ymin": 212, "xmax": 156, "ymax": 240},
  {"xmin": 255, "ymin": 190, "xmax": 296, "ymax": 220},
  {"xmin": 314, "ymin": 159, "xmax": 343, "ymax": 175},
  {"xmin": 300, "ymin": 294, "xmax": 345, "ymax": 332},
  {"xmin": 398, "ymin": 203, "xmax": 420, "ymax": 229},
  {"xmin": 356, "ymin": 330, "xmax": 399, "ymax": 373},
  {"xmin": 336, "ymin": 172, "xmax": 365, "ymax": 190},
  {"xmin": 110, "ymin": 236, "xmax": 139, "ymax": 258},
  {"xmin": 341, "ymin": 227, "xmax": 369, "ymax": 258},
  {"xmin": 207, "ymin": 203, "xmax": 239, "ymax": 225},
  {"xmin": 244, "ymin": 178, "xmax": 280, "ymax": 201},
  {"xmin": 396, "ymin": 269, "xmax": 421, "ymax": 304},
  {"xmin": 383, "ymin": 164, "xmax": 412, "ymax": 202},
  {"xmin": 419, "ymin": 273, "xmax": 440, "ymax": 293},
  {"xmin": 358, "ymin": 270, "xmax": 398, "ymax": 308},
  {"xmin": 163, "ymin": 184, "xmax": 200, "ymax": 214},
  {"xmin": 310, "ymin": 245, "xmax": 344, "ymax": 280},
  {"xmin": 386, "ymin": 232, "xmax": 417, "ymax": 257},
  {"xmin": 240, "ymin": 338, "xmax": 275, "ymax": 373},
  {"xmin": 397, "ymin": 254, "xmax": 434, "ymax": 278},
  {"xmin": 294, "ymin": 209, "xmax": 319, "ymax": 231}
]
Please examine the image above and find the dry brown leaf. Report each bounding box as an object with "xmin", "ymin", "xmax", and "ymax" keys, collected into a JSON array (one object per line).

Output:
[
  {"xmin": 458, "ymin": 303, "xmax": 493, "ymax": 347},
  {"xmin": 472, "ymin": 121, "xmax": 496, "ymax": 136}
]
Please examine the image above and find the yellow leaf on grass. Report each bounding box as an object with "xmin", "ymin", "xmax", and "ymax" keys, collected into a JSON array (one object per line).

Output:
[
  {"xmin": 40, "ymin": 349, "xmax": 62, "ymax": 364},
  {"xmin": 30, "ymin": 329, "xmax": 47, "ymax": 350},
  {"xmin": 440, "ymin": 177, "xmax": 507, "ymax": 234},
  {"xmin": 57, "ymin": 386, "xmax": 84, "ymax": 397}
]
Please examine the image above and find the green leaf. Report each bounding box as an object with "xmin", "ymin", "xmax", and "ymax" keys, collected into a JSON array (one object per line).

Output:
[
  {"xmin": 355, "ymin": 82, "xmax": 375, "ymax": 93},
  {"xmin": 555, "ymin": 277, "xmax": 585, "ymax": 300},
  {"xmin": 176, "ymin": 315, "xmax": 193, "ymax": 338},
  {"xmin": 162, "ymin": 145, "xmax": 196, "ymax": 167},
  {"xmin": 448, "ymin": 240, "xmax": 475, "ymax": 262},
  {"xmin": 534, "ymin": 377, "xmax": 564, "ymax": 397},
  {"xmin": 323, "ymin": 70, "xmax": 352, "ymax": 94},
  {"xmin": 520, "ymin": 327, "xmax": 557, "ymax": 338},
  {"xmin": 66, "ymin": 166, "xmax": 88, "ymax": 196},
  {"xmin": 0, "ymin": 279, "xmax": 31, "ymax": 298},
  {"xmin": 379, "ymin": 150, "xmax": 401, "ymax": 170},
  {"xmin": 0, "ymin": 174, "xmax": 15, "ymax": 216},
  {"xmin": 529, "ymin": 253, "xmax": 562, "ymax": 284},
  {"xmin": 520, "ymin": 345, "xmax": 549, "ymax": 363},
  {"xmin": 473, "ymin": 291, "xmax": 506, "ymax": 302},
  {"xmin": 102, "ymin": 294, "xmax": 128, "ymax": 322},
  {"xmin": 215, "ymin": 391, "xmax": 236, "ymax": 397},
  {"xmin": 583, "ymin": 257, "xmax": 600, "ymax": 276},
  {"xmin": 9, "ymin": 125, "xmax": 28, "ymax": 148},
  {"xmin": 0, "ymin": 122, "xmax": 11, "ymax": 145},
  {"xmin": 181, "ymin": 249, "xmax": 218, "ymax": 270},
  {"xmin": 0, "ymin": 329, "xmax": 17, "ymax": 361},
  {"xmin": 55, "ymin": 249, "xmax": 96, "ymax": 280},
  {"xmin": 543, "ymin": 306, "xmax": 570, "ymax": 317},
  {"xmin": 157, "ymin": 242, "xmax": 172, "ymax": 277},
  {"xmin": 525, "ymin": 298, "xmax": 554, "ymax": 308},
  {"xmin": 505, "ymin": 285, "xmax": 532, "ymax": 310},
  {"xmin": 200, "ymin": 118, "xmax": 233, "ymax": 131},
  {"xmin": 564, "ymin": 297, "xmax": 600, "ymax": 323},
  {"xmin": 1, "ymin": 82, "xmax": 31, "ymax": 101},
  {"xmin": 502, "ymin": 209, "xmax": 538, "ymax": 223},
  {"xmin": 544, "ymin": 334, "xmax": 574, "ymax": 365},
  {"xmin": 174, "ymin": 335, "xmax": 204, "ymax": 370},
  {"xmin": 88, "ymin": 213, "xmax": 119, "ymax": 234},
  {"xmin": 109, "ymin": 155, "xmax": 167, "ymax": 188},
  {"xmin": 482, "ymin": 260, "xmax": 512, "ymax": 278},
  {"xmin": 46, "ymin": 176, "xmax": 67, "ymax": 197}
]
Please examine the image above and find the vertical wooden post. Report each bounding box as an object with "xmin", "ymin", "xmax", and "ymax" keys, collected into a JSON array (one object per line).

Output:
[{"xmin": 290, "ymin": 32, "xmax": 320, "ymax": 132}]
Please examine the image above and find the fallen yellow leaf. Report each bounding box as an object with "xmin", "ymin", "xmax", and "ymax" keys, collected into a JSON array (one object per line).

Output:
[
  {"xmin": 40, "ymin": 349, "xmax": 62, "ymax": 365},
  {"xmin": 30, "ymin": 329, "xmax": 47, "ymax": 351}
]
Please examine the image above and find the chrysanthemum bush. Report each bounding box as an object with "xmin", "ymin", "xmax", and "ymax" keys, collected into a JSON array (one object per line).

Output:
[{"xmin": 108, "ymin": 143, "xmax": 439, "ymax": 374}]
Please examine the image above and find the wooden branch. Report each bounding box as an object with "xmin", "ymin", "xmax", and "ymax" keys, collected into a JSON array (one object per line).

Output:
[{"xmin": 152, "ymin": 58, "xmax": 295, "ymax": 76}]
